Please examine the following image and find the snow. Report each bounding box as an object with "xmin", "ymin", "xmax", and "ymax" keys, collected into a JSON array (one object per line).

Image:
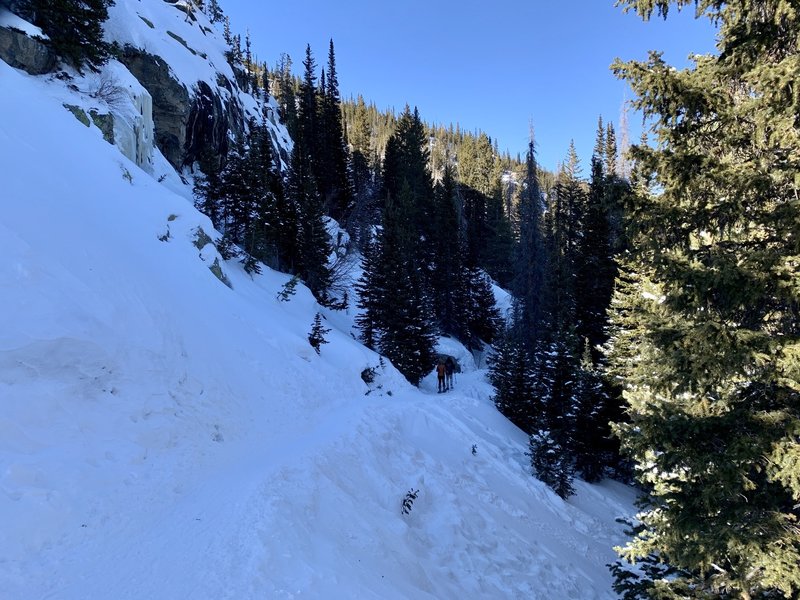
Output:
[
  {"xmin": 0, "ymin": 8, "xmax": 46, "ymax": 39},
  {"xmin": 0, "ymin": 22, "xmax": 635, "ymax": 600},
  {"xmin": 104, "ymin": 0, "xmax": 292, "ymax": 163}
]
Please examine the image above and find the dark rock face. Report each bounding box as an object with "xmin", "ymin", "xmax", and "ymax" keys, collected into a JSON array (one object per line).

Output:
[
  {"xmin": 119, "ymin": 46, "xmax": 190, "ymax": 168},
  {"xmin": 118, "ymin": 45, "xmax": 245, "ymax": 171},
  {"xmin": 185, "ymin": 80, "xmax": 241, "ymax": 169},
  {"xmin": 0, "ymin": 26, "xmax": 56, "ymax": 75}
]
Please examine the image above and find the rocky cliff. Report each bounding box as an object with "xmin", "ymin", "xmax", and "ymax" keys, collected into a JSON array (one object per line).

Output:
[{"xmin": 0, "ymin": 0, "xmax": 290, "ymax": 181}]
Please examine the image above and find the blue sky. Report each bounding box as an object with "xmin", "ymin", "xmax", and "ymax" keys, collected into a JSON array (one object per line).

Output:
[{"xmin": 222, "ymin": 1, "xmax": 717, "ymax": 172}]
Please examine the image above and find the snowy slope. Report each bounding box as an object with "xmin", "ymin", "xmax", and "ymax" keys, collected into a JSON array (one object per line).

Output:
[{"xmin": 1, "ymin": 37, "xmax": 634, "ymax": 600}]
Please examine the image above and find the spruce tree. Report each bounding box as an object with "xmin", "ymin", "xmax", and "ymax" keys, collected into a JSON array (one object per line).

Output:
[
  {"xmin": 576, "ymin": 120, "xmax": 616, "ymax": 363},
  {"xmin": 530, "ymin": 145, "xmax": 585, "ymax": 498},
  {"xmin": 571, "ymin": 341, "xmax": 608, "ymax": 482},
  {"xmin": 488, "ymin": 327, "xmax": 537, "ymax": 432},
  {"xmin": 284, "ymin": 44, "xmax": 332, "ymax": 300},
  {"xmin": 286, "ymin": 140, "xmax": 331, "ymax": 300},
  {"xmin": 382, "ymin": 106, "xmax": 433, "ymax": 254},
  {"xmin": 308, "ymin": 313, "xmax": 331, "ymax": 355},
  {"xmin": 372, "ymin": 182, "xmax": 436, "ymax": 386},
  {"xmin": 430, "ymin": 162, "xmax": 467, "ymax": 339},
  {"xmin": 528, "ymin": 430, "xmax": 575, "ymax": 499},
  {"xmin": 354, "ymin": 236, "xmax": 382, "ymax": 350},
  {"xmin": 512, "ymin": 134, "xmax": 546, "ymax": 353},
  {"xmin": 609, "ymin": 1, "xmax": 800, "ymax": 597},
  {"xmin": 316, "ymin": 39, "xmax": 353, "ymax": 225},
  {"xmin": 29, "ymin": 0, "xmax": 115, "ymax": 70},
  {"xmin": 243, "ymin": 116, "xmax": 282, "ymax": 272}
]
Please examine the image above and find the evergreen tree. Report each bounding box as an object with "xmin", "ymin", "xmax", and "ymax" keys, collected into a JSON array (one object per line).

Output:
[
  {"xmin": 28, "ymin": 0, "xmax": 114, "ymax": 70},
  {"xmin": 243, "ymin": 116, "xmax": 282, "ymax": 272},
  {"xmin": 576, "ymin": 120, "xmax": 616, "ymax": 364},
  {"xmin": 354, "ymin": 236, "xmax": 382, "ymax": 350},
  {"xmin": 297, "ymin": 45, "xmax": 318, "ymax": 150},
  {"xmin": 273, "ymin": 54, "xmax": 299, "ymax": 139},
  {"xmin": 571, "ymin": 341, "xmax": 608, "ymax": 482},
  {"xmin": 316, "ymin": 39, "xmax": 352, "ymax": 224},
  {"xmin": 282, "ymin": 44, "xmax": 332, "ymax": 300},
  {"xmin": 528, "ymin": 430, "xmax": 575, "ymax": 499},
  {"xmin": 371, "ymin": 182, "xmax": 436, "ymax": 386},
  {"xmin": 604, "ymin": 122, "xmax": 617, "ymax": 178},
  {"xmin": 193, "ymin": 147, "xmax": 223, "ymax": 228},
  {"xmin": 488, "ymin": 327, "xmax": 537, "ymax": 432},
  {"xmin": 348, "ymin": 95, "xmax": 380, "ymax": 249},
  {"xmin": 511, "ymin": 134, "xmax": 546, "ymax": 353},
  {"xmin": 609, "ymin": 1, "xmax": 800, "ymax": 597},
  {"xmin": 216, "ymin": 143, "xmax": 252, "ymax": 253},
  {"xmin": 484, "ymin": 181, "xmax": 515, "ymax": 289},
  {"xmin": 382, "ymin": 106, "xmax": 434, "ymax": 252},
  {"xmin": 530, "ymin": 145, "xmax": 585, "ymax": 497},
  {"xmin": 207, "ymin": 0, "xmax": 223, "ymax": 23},
  {"xmin": 464, "ymin": 263, "xmax": 501, "ymax": 347},
  {"xmin": 286, "ymin": 139, "xmax": 331, "ymax": 300},
  {"xmin": 430, "ymin": 162, "xmax": 467, "ymax": 339},
  {"xmin": 308, "ymin": 313, "xmax": 331, "ymax": 355}
]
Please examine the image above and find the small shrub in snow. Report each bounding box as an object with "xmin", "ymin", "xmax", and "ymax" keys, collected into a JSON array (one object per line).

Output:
[
  {"xmin": 277, "ymin": 276, "xmax": 299, "ymax": 302},
  {"xmin": 308, "ymin": 313, "xmax": 331, "ymax": 355},
  {"xmin": 401, "ymin": 489, "xmax": 419, "ymax": 515},
  {"xmin": 88, "ymin": 72, "xmax": 127, "ymax": 110}
]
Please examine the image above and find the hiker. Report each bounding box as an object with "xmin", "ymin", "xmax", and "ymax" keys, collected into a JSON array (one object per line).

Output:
[
  {"xmin": 436, "ymin": 359, "xmax": 446, "ymax": 393},
  {"xmin": 445, "ymin": 357, "xmax": 455, "ymax": 390}
]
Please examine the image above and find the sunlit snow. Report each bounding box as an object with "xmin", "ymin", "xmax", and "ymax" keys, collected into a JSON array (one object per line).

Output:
[{"xmin": 0, "ymin": 3, "xmax": 635, "ymax": 598}]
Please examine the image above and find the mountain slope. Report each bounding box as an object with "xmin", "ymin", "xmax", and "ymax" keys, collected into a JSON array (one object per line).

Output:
[{"xmin": 0, "ymin": 23, "xmax": 634, "ymax": 600}]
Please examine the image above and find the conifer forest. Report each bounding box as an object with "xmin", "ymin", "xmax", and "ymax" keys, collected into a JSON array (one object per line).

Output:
[
  {"xmin": 14, "ymin": 0, "xmax": 799, "ymax": 597},
  {"xmin": 194, "ymin": 1, "xmax": 800, "ymax": 597}
]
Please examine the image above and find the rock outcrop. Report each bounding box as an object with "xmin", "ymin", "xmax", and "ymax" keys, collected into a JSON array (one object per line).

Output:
[
  {"xmin": 118, "ymin": 45, "xmax": 244, "ymax": 171},
  {"xmin": 0, "ymin": 25, "xmax": 55, "ymax": 75}
]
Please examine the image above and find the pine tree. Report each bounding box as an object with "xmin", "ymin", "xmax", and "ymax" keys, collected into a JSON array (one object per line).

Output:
[
  {"xmin": 308, "ymin": 313, "xmax": 331, "ymax": 354},
  {"xmin": 576, "ymin": 120, "xmax": 616, "ymax": 364},
  {"xmin": 371, "ymin": 182, "xmax": 436, "ymax": 386},
  {"xmin": 512, "ymin": 134, "xmax": 547, "ymax": 353},
  {"xmin": 464, "ymin": 264, "xmax": 501, "ymax": 347},
  {"xmin": 348, "ymin": 95, "xmax": 380, "ymax": 249},
  {"xmin": 528, "ymin": 430, "xmax": 575, "ymax": 499},
  {"xmin": 284, "ymin": 44, "xmax": 332, "ymax": 301},
  {"xmin": 354, "ymin": 236, "xmax": 382, "ymax": 349},
  {"xmin": 609, "ymin": 1, "xmax": 800, "ymax": 597},
  {"xmin": 488, "ymin": 329, "xmax": 537, "ymax": 432},
  {"xmin": 29, "ymin": 0, "xmax": 115, "ymax": 70},
  {"xmin": 430, "ymin": 162, "xmax": 467, "ymax": 339},
  {"xmin": 316, "ymin": 39, "xmax": 352, "ymax": 224},
  {"xmin": 531, "ymin": 144, "xmax": 585, "ymax": 497},
  {"xmin": 571, "ymin": 341, "xmax": 608, "ymax": 482},
  {"xmin": 207, "ymin": 0, "xmax": 223, "ymax": 23},
  {"xmin": 382, "ymin": 106, "xmax": 433, "ymax": 255},
  {"xmin": 286, "ymin": 140, "xmax": 331, "ymax": 300},
  {"xmin": 604, "ymin": 122, "xmax": 617, "ymax": 179},
  {"xmin": 242, "ymin": 116, "xmax": 282, "ymax": 272},
  {"xmin": 274, "ymin": 54, "xmax": 299, "ymax": 141},
  {"xmin": 193, "ymin": 147, "xmax": 223, "ymax": 228}
]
